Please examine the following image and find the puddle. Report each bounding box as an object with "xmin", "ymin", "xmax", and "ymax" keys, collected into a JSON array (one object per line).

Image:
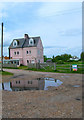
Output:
[
  {"xmin": 73, "ymin": 85, "xmax": 80, "ymax": 87},
  {"xmin": 44, "ymin": 79, "xmax": 63, "ymax": 90},
  {"xmin": 0, "ymin": 78, "xmax": 63, "ymax": 91}
]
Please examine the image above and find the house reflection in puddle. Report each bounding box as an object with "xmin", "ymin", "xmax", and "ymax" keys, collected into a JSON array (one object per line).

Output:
[
  {"xmin": 11, "ymin": 79, "xmax": 45, "ymax": 91},
  {"xmin": 0, "ymin": 78, "xmax": 63, "ymax": 91}
]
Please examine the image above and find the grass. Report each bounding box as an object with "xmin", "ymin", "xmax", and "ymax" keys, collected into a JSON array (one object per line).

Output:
[
  {"xmin": 3, "ymin": 61, "xmax": 84, "ymax": 74},
  {"xmin": 63, "ymin": 61, "xmax": 83, "ymax": 64},
  {"xmin": 3, "ymin": 65, "xmax": 28, "ymax": 70},
  {"xmin": 26, "ymin": 67, "xmax": 84, "ymax": 74},
  {"xmin": 18, "ymin": 65, "xmax": 28, "ymax": 70},
  {"xmin": 0, "ymin": 71, "xmax": 14, "ymax": 75}
]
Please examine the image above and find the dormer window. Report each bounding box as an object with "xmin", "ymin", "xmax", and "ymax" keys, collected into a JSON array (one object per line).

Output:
[
  {"xmin": 29, "ymin": 38, "xmax": 34, "ymax": 46},
  {"xmin": 34, "ymin": 39, "xmax": 36, "ymax": 44},
  {"xmin": 13, "ymin": 40, "xmax": 18, "ymax": 47},
  {"xmin": 14, "ymin": 42, "xmax": 16, "ymax": 46},
  {"xmin": 13, "ymin": 40, "xmax": 19, "ymax": 47},
  {"xmin": 30, "ymin": 41, "xmax": 33, "ymax": 44}
]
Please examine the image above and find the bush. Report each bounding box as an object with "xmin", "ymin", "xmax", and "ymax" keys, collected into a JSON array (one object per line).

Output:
[
  {"xmin": 20, "ymin": 64, "xmax": 23, "ymax": 66},
  {"xmin": 57, "ymin": 60, "xmax": 64, "ymax": 64}
]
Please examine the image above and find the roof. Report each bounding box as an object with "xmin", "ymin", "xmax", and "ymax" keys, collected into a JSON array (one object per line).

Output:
[
  {"xmin": 9, "ymin": 36, "xmax": 40, "ymax": 49},
  {"xmin": 0, "ymin": 57, "xmax": 9, "ymax": 60},
  {"xmin": 4, "ymin": 56, "xmax": 9, "ymax": 59},
  {"xmin": 46, "ymin": 59, "xmax": 52, "ymax": 62}
]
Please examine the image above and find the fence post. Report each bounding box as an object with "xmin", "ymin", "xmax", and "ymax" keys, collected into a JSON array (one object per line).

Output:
[
  {"xmin": 70, "ymin": 64, "xmax": 72, "ymax": 71},
  {"xmin": 54, "ymin": 63, "xmax": 56, "ymax": 70}
]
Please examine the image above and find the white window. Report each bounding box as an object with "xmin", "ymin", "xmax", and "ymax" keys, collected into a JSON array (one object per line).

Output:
[
  {"xmin": 31, "ymin": 60, "xmax": 35, "ymax": 63},
  {"xmin": 27, "ymin": 51, "xmax": 28, "ymax": 54},
  {"xmin": 13, "ymin": 40, "xmax": 18, "ymax": 47},
  {"xmin": 29, "ymin": 50, "xmax": 31, "ymax": 54},
  {"xmin": 14, "ymin": 52, "xmax": 16, "ymax": 55},
  {"xmin": 29, "ymin": 38, "xmax": 34, "ymax": 45},
  {"xmin": 38, "ymin": 50, "xmax": 40, "ymax": 55},
  {"xmin": 17, "ymin": 51, "xmax": 19, "ymax": 55}
]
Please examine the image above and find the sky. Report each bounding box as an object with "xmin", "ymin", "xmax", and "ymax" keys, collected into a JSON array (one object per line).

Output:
[{"xmin": 0, "ymin": 2, "xmax": 82, "ymax": 58}]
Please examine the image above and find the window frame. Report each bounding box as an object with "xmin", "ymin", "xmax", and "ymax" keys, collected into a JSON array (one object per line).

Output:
[
  {"xmin": 14, "ymin": 52, "xmax": 16, "ymax": 55},
  {"xmin": 27, "ymin": 51, "xmax": 28, "ymax": 54},
  {"xmin": 17, "ymin": 51, "xmax": 19, "ymax": 55},
  {"xmin": 29, "ymin": 50, "xmax": 31, "ymax": 54}
]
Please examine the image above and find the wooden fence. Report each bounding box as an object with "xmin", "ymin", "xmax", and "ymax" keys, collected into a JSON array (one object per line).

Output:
[{"xmin": 28, "ymin": 63, "xmax": 84, "ymax": 72}]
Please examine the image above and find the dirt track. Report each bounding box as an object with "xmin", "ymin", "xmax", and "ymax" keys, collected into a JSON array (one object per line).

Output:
[{"xmin": 2, "ymin": 69, "xmax": 82, "ymax": 118}]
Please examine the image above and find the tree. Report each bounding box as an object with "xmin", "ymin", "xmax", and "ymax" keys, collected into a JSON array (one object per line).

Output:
[
  {"xmin": 81, "ymin": 52, "xmax": 84, "ymax": 61},
  {"xmin": 58, "ymin": 54, "xmax": 72, "ymax": 62},
  {"xmin": 52, "ymin": 55, "xmax": 55, "ymax": 62},
  {"xmin": 43, "ymin": 55, "xmax": 47, "ymax": 62}
]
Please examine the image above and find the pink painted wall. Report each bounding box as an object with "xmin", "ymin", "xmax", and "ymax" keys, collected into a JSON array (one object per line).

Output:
[
  {"xmin": 10, "ymin": 48, "xmax": 23, "ymax": 65},
  {"xmin": 37, "ymin": 39, "xmax": 44, "ymax": 63},
  {"xmin": 10, "ymin": 39, "xmax": 44, "ymax": 66},
  {"xmin": 22, "ymin": 47, "xmax": 37, "ymax": 65}
]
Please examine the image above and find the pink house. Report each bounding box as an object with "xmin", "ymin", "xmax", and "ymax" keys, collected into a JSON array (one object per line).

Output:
[{"xmin": 9, "ymin": 34, "xmax": 44, "ymax": 66}]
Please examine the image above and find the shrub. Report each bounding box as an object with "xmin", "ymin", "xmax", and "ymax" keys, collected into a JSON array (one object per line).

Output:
[
  {"xmin": 20, "ymin": 64, "xmax": 23, "ymax": 66},
  {"xmin": 57, "ymin": 60, "xmax": 64, "ymax": 64}
]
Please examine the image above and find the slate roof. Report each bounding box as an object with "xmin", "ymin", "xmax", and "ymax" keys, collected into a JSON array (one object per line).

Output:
[{"xmin": 9, "ymin": 36, "xmax": 40, "ymax": 49}]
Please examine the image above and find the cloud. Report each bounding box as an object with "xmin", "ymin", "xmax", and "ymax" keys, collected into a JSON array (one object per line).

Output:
[
  {"xmin": 0, "ymin": 3, "xmax": 20, "ymax": 21},
  {"xmin": 59, "ymin": 28, "xmax": 82, "ymax": 36},
  {"xmin": 44, "ymin": 46, "xmax": 82, "ymax": 58},
  {"xmin": 0, "ymin": 2, "xmax": 82, "ymax": 58},
  {"xmin": 37, "ymin": 2, "xmax": 82, "ymax": 18},
  {"xmin": 0, "ymin": 3, "xmax": 8, "ymax": 20},
  {"xmin": 44, "ymin": 46, "xmax": 67, "ymax": 49}
]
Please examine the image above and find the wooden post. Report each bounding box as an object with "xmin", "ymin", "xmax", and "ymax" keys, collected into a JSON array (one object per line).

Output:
[{"xmin": 1, "ymin": 23, "xmax": 3, "ymax": 71}]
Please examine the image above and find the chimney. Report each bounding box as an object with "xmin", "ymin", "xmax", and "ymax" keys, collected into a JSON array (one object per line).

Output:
[{"xmin": 24, "ymin": 34, "xmax": 29, "ymax": 39}]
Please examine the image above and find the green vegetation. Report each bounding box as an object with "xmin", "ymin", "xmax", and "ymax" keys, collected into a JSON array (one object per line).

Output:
[
  {"xmin": 3, "ymin": 63, "xmax": 84, "ymax": 74},
  {"xmin": 52, "ymin": 54, "xmax": 72, "ymax": 63},
  {"xmin": 0, "ymin": 71, "xmax": 14, "ymax": 75},
  {"xmin": 81, "ymin": 52, "xmax": 84, "ymax": 62},
  {"xmin": 3, "ymin": 53, "xmax": 84, "ymax": 74},
  {"xmin": 3, "ymin": 66, "xmax": 28, "ymax": 70},
  {"xmin": 18, "ymin": 65, "xmax": 28, "ymax": 70},
  {"xmin": 26, "ymin": 67, "xmax": 84, "ymax": 74},
  {"xmin": 44, "ymin": 53, "xmax": 81, "ymax": 63}
]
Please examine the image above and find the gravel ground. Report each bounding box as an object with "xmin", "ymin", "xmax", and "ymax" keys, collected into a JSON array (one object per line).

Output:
[{"xmin": 1, "ymin": 69, "xmax": 83, "ymax": 118}]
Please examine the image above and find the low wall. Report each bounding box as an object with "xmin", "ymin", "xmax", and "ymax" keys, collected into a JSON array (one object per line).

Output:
[
  {"xmin": 28, "ymin": 63, "xmax": 40, "ymax": 69},
  {"xmin": 0, "ymin": 64, "xmax": 17, "ymax": 68},
  {"xmin": 28, "ymin": 63, "xmax": 37, "ymax": 69},
  {"xmin": 28, "ymin": 63, "xmax": 53, "ymax": 69}
]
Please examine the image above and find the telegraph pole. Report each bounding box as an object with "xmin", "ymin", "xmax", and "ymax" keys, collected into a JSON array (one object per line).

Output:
[{"xmin": 1, "ymin": 23, "xmax": 3, "ymax": 71}]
